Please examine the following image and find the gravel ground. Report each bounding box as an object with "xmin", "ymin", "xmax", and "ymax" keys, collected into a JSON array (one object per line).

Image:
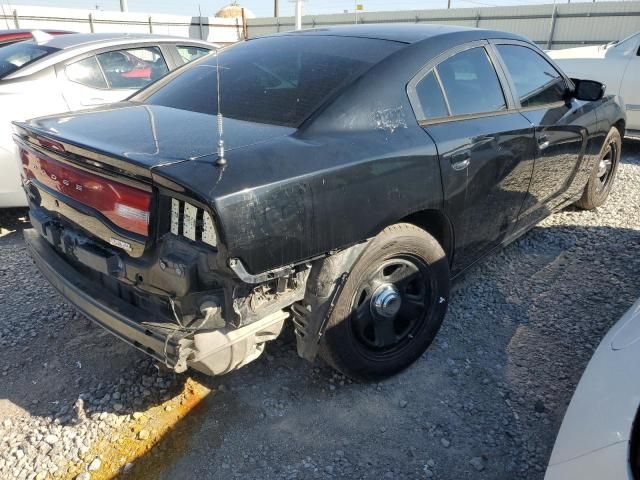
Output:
[{"xmin": 1, "ymin": 140, "xmax": 639, "ymax": 480}]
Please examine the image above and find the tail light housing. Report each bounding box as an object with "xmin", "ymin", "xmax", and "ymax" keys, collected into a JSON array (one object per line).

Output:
[
  {"xmin": 19, "ymin": 144, "xmax": 151, "ymax": 237},
  {"xmin": 170, "ymin": 198, "xmax": 217, "ymax": 248}
]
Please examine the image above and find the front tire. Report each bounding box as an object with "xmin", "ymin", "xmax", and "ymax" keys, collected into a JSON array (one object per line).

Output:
[
  {"xmin": 319, "ymin": 223, "xmax": 450, "ymax": 381},
  {"xmin": 575, "ymin": 127, "xmax": 621, "ymax": 210}
]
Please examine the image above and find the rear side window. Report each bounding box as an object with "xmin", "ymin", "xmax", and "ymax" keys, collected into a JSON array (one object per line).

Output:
[
  {"xmin": 96, "ymin": 46, "xmax": 169, "ymax": 89},
  {"xmin": 414, "ymin": 71, "xmax": 449, "ymax": 120},
  {"xmin": 496, "ymin": 45, "xmax": 567, "ymax": 108},
  {"xmin": 436, "ymin": 47, "xmax": 506, "ymax": 116},
  {"xmin": 65, "ymin": 56, "xmax": 108, "ymax": 89},
  {"xmin": 177, "ymin": 45, "xmax": 211, "ymax": 64},
  {"xmin": 142, "ymin": 36, "xmax": 403, "ymax": 127}
]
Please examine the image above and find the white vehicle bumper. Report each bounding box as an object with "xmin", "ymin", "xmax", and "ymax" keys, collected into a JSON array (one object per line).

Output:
[
  {"xmin": 0, "ymin": 143, "xmax": 27, "ymax": 208},
  {"xmin": 545, "ymin": 298, "xmax": 640, "ymax": 479},
  {"xmin": 545, "ymin": 441, "xmax": 632, "ymax": 480}
]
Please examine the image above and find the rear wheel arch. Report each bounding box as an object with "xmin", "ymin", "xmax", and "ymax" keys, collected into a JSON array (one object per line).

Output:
[
  {"xmin": 400, "ymin": 209, "xmax": 455, "ymax": 266},
  {"xmin": 294, "ymin": 213, "xmax": 454, "ymax": 363},
  {"xmin": 318, "ymin": 222, "xmax": 451, "ymax": 380}
]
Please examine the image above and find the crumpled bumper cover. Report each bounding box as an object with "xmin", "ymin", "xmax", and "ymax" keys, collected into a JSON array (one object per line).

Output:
[
  {"xmin": 24, "ymin": 227, "xmax": 288, "ymax": 376},
  {"xmin": 24, "ymin": 227, "xmax": 192, "ymax": 371}
]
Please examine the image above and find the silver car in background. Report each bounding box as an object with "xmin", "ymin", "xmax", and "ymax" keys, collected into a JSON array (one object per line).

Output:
[{"xmin": 0, "ymin": 32, "xmax": 216, "ymax": 207}]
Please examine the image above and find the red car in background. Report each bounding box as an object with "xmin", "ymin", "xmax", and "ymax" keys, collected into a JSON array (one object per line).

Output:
[{"xmin": 0, "ymin": 29, "xmax": 74, "ymax": 47}]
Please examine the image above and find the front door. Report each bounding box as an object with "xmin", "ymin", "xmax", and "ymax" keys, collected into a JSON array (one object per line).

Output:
[
  {"xmin": 408, "ymin": 43, "xmax": 536, "ymax": 274},
  {"xmin": 493, "ymin": 43, "xmax": 593, "ymax": 226}
]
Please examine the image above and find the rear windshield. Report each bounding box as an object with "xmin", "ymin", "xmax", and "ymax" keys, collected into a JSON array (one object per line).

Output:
[
  {"xmin": 0, "ymin": 41, "xmax": 57, "ymax": 79},
  {"xmin": 141, "ymin": 35, "xmax": 403, "ymax": 127}
]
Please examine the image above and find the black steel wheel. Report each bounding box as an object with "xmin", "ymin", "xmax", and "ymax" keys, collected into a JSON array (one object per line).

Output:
[
  {"xmin": 575, "ymin": 127, "xmax": 622, "ymax": 210},
  {"xmin": 319, "ymin": 223, "xmax": 450, "ymax": 381},
  {"xmin": 350, "ymin": 256, "xmax": 431, "ymax": 355}
]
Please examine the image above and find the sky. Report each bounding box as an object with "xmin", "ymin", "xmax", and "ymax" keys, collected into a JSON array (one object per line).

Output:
[{"xmin": 0, "ymin": 0, "xmax": 621, "ymax": 18}]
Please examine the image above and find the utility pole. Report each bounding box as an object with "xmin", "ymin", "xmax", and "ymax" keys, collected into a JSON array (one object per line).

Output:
[
  {"xmin": 295, "ymin": 0, "xmax": 302, "ymax": 30},
  {"xmin": 120, "ymin": 0, "xmax": 128, "ymax": 12},
  {"xmin": 274, "ymin": 0, "xmax": 279, "ymax": 17},
  {"xmin": 447, "ymin": 0, "xmax": 451, "ymax": 8}
]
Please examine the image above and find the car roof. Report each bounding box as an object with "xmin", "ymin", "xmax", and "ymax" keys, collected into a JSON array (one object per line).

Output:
[
  {"xmin": 264, "ymin": 24, "xmax": 525, "ymax": 45},
  {"xmin": 0, "ymin": 29, "xmax": 68, "ymax": 36},
  {"xmin": 35, "ymin": 32, "xmax": 208, "ymax": 50}
]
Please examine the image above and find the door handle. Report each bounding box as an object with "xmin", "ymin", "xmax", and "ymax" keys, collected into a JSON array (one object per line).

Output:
[
  {"xmin": 450, "ymin": 150, "xmax": 471, "ymax": 171},
  {"xmin": 537, "ymin": 135, "xmax": 550, "ymax": 150}
]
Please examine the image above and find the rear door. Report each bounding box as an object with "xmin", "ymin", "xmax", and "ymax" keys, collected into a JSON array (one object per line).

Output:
[
  {"xmin": 493, "ymin": 41, "xmax": 592, "ymax": 224},
  {"xmin": 408, "ymin": 41, "xmax": 537, "ymax": 274},
  {"xmin": 56, "ymin": 45, "xmax": 170, "ymax": 110}
]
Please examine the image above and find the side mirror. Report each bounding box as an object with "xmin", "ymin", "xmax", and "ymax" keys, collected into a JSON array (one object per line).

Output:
[{"xmin": 571, "ymin": 79, "xmax": 606, "ymax": 101}]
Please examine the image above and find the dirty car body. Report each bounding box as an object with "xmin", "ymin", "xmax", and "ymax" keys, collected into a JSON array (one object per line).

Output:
[{"xmin": 15, "ymin": 25, "xmax": 626, "ymax": 379}]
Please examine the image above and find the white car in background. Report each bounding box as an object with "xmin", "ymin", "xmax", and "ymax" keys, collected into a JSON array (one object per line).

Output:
[
  {"xmin": 548, "ymin": 32, "xmax": 640, "ymax": 137},
  {"xmin": 545, "ymin": 297, "xmax": 640, "ymax": 479},
  {"xmin": 0, "ymin": 32, "xmax": 216, "ymax": 207}
]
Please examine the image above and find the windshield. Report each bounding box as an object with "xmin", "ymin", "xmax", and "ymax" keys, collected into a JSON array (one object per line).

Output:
[
  {"xmin": 0, "ymin": 41, "xmax": 57, "ymax": 79},
  {"xmin": 613, "ymin": 32, "xmax": 640, "ymax": 49},
  {"xmin": 141, "ymin": 35, "xmax": 403, "ymax": 127}
]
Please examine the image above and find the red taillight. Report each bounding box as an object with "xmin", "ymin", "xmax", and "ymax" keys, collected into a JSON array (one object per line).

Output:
[
  {"xmin": 20, "ymin": 144, "xmax": 151, "ymax": 237},
  {"xmin": 36, "ymin": 135, "xmax": 65, "ymax": 153}
]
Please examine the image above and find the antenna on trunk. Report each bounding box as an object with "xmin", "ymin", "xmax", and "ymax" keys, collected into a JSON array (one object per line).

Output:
[{"xmin": 215, "ymin": 49, "xmax": 226, "ymax": 166}]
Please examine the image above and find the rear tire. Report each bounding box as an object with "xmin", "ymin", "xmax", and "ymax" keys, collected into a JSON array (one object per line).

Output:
[
  {"xmin": 575, "ymin": 127, "xmax": 621, "ymax": 210},
  {"xmin": 319, "ymin": 223, "xmax": 450, "ymax": 381}
]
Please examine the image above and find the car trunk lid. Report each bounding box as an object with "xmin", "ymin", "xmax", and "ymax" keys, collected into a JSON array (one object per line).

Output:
[
  {"xmin": 13, "ymin": 103, "xmax": 294, "ymax": 255},
  {"xmin": 15, "ymin": 102, "xmax": 296, "ymax": 180}
]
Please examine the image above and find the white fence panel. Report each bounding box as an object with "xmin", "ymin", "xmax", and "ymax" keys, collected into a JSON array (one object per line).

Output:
[
  {"xmin": 0, "ymin": 4, "xmax": 244, "ymax": 44},
  {"xmin": 247, "ymin": 1, "xmax": 640, "ymax": 50}
]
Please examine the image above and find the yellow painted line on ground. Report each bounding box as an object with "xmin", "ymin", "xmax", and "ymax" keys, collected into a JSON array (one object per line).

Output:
[{"xmin": 60, "ymin": 377, "xmax": 212, "ymax": 480}]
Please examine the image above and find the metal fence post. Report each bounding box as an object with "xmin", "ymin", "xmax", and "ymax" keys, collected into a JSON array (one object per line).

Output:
[
  {"xmin": 88, "ymin": 13, "xmax": 94, "ymax": 32},
  {"xmin": 13, "ymin": 9, "xmax": 19, "ymax": 28},
  {"xmin": 148, "ymin": 16, "xmax": 153, "ymax": 33},
  {"xmin": 547, "ymin": 5, "xmax": 558, "ymax": 50}
]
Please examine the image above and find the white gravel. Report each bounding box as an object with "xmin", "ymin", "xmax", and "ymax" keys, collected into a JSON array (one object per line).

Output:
[{"xmin": 0, "ymin": 140, "xmax": 639, "ymax": 480}]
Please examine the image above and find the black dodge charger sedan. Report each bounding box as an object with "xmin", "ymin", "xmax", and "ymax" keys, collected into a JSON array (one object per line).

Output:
[{"xmin": 15, "ymin": 25, "xmax": 625, "ymax": 380}]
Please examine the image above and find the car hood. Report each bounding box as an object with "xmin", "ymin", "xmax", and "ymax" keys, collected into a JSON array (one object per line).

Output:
[
  {"xmin": 548, "ymin": 297, "xmax": 640, "ymax": 467},
  {"xmin": 17, "ymin": 102, "xmax": 296, "ymax": 175},
  {"xmin": 548, "ymin": 44, "xmax": 609, "ymax": 60}
]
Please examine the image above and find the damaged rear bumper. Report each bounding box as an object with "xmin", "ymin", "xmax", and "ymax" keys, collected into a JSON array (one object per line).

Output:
[{"xmin": 24, "ymin": 228, "xmax": 287, "ymax": 376}]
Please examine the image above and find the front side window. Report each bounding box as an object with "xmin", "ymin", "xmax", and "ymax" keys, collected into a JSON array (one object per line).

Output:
[
  {"xmin": 496, "ymin": 44, "xmax": 567, "ymax": 108},
  {"xmin": 414, "ymin": 70, "xmax": 449, "ymax": 120},
  {"xmin": 65, "ymin": 56, "xmax": 108, "ymax": 89},
  {"xmin": 177, "ymin": 45, "xmax": 211, "ymax": 64},
  {"xmin": 96, "ymin": 46, "xmax": 169, "ymax": 89},
  {"xmin": 0, "ymin": 42, "xmax": 57, "ymax": 79},
  {"xmin": 435, "ymin": 47, "xmax": 506, "ymax": 116},
  {"xmin": 141, "ymin": 35, "xmax": 403, "ymax": 127}
]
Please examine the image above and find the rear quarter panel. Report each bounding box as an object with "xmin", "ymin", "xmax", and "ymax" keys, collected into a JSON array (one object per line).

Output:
[
  {"xmin": 153, "ymin": 31, "xmax": 534, "ymax": 274},
  {"xmin": 154, "ymin": 128, "xmax": 443, "ymax": 274}
]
